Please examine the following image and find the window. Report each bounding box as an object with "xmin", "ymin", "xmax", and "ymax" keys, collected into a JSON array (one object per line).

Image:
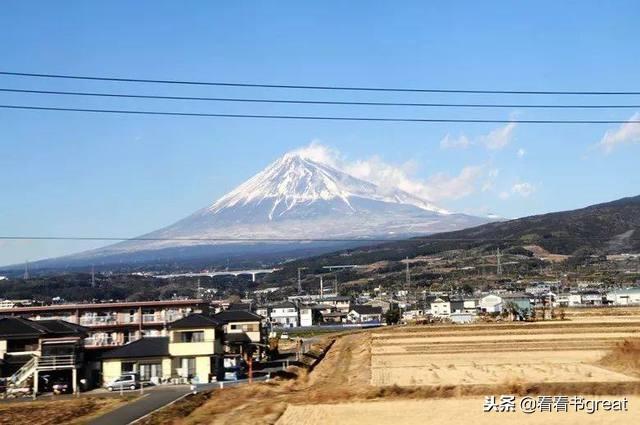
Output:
[
  {"xmin": 121, "ymin": 362, "xmax": 136, "ymax": 373},
  {"xmin": 178, "ymin": 331, "xmax": 205, "ymax": 343},
  {"xmin": 175, "ymin": 357, "xmax": 196, "ymax": 378},
  {"xmin": 139, "ymin": 363, "xmax": 162, "ymax": 381}
]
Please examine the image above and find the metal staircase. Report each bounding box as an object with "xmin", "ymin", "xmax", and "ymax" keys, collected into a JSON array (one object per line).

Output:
[{"xmin": 9, "ymin": 355, "xmax": 38, "ymax": 386}]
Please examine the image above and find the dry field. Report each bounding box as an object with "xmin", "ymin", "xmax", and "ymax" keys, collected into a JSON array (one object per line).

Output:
[
  {"xmin": 277, "ymin": 397, "xmax": 640, "ymax": 425},
  {"xmin": 371, "ymin": 315, "xmax": 640, "ymax": 387},
  {"xmin": 0, "ymin": 396, "xmax": 131, "ymax": 425}
]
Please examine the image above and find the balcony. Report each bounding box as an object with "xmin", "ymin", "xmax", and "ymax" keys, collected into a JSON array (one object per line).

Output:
[
  {"xmin": 84, "ymin": 336, "xmax": 120, "ymax": 347},
  {"xmin": 121, "ymin": 315, "xmax": 139, "ymax": 324},
  {"xmin": 142, "ymin": 314, "xmax": 160, "ymax": 323},
  {"xmin": 79, "ymin": 316, "xmax": 117, "ymax": 326},
  {"xmin": 37, "ymin": 355, "xmax": 76, "ymax": 370}
]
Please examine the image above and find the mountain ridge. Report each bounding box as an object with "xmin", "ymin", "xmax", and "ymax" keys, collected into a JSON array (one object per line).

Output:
[{"xmin": 5, "ymin": 151, "xmax": 491, "ymax": 270}]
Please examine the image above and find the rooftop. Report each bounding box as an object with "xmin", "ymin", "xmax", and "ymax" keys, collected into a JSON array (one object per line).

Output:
[
  {"xmin": 101, "ymin": 337, "xmax": 169, "ymax": 360},
  {"xmin": 213, "ymin": 310, "xmax": 263, "ymax": 324},
  {"xmin": 168, "ymin": 313, "xmax": 221, "ymax": 329}
]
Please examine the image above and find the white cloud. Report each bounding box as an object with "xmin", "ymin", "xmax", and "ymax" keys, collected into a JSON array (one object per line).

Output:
[
  {"xmin": 440, "ymin": 134, "xmax": 471, "ymax": 150},
  {"xmin": 597, "ymin": 112, "xmax": 640, "ymax": 154},
  {"xmin": 481, "ymin": 168, "xmax": 500, "ymax": 192},
  {"xmin": 438, "ymin": 123, "xmax": 517, "ymax": 151},
  {"xmin": 517, "ymin": 148, "xmax": 526, "ymax": 158},
  {"xmin": 511, "ymin": 182, "xmax": 536, "ymax": 197},
  {"xmin": 292, "ymin": 140, "xmax": 341, "ymax": 167},
  {"xmin": 292, "ymin": 142, "xmax": 485, "ymax": 203},
  {"xmin": 480, "ymin": 122, "xmax": 517, "ymax": 150},
  {"xmin": 422, "ymin": 166, "xmax": 485, "ymax": 201}
]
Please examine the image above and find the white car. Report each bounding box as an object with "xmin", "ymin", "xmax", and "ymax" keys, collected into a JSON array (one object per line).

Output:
[{"xmin": 105, "ymin": 373, "xmax": 141, "ymax": 391}]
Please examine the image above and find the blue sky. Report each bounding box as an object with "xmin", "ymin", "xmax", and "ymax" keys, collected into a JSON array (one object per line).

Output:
[{"xmin": 1, "ymin": 1, "xmax": 640, "ymax": 265}]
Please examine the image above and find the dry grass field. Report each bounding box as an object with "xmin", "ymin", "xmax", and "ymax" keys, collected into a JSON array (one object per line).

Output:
[
  {"xmin": 370, "ymin": 317, "xmax": 640, "ymax": 387},
  {"xmin": 277, "ymin": 397, "xmax": 640, "ymax": 425},
  {"xmin": 0, "ymin": 396, "xmax": 131, "ymax": 425}
]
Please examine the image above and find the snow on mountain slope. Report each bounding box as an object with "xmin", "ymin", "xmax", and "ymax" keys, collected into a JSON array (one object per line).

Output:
[
  {"xmin": 64, "ymin": 150, "xmax": 492, "ymax": 259},
  {"xmin": 207, "ymin": 153, "xmax": 449, "ymax": 218}
]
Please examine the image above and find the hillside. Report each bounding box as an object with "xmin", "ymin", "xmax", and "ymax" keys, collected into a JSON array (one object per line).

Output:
[{"xmin": 276, "ymin": 195, "xmax": 640, "ymax": 272}]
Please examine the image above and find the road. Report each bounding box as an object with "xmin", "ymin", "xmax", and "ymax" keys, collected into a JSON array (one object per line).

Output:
[{"xmin": 88, "ymin": 361, "xmax": 289, "ymax": 425}]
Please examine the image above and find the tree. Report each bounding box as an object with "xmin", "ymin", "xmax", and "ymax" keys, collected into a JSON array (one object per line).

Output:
[{"xmin": 385, "ymin": 307, "xmax": 401, "ymax": 325}]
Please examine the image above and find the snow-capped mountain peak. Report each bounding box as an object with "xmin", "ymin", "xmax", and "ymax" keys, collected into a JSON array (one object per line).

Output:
[{"xmin": 207, "ymin": 152, "xmax": 449, "ymax": 219}]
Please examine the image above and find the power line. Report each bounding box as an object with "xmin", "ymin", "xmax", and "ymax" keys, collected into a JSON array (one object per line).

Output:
[
  {"xmin": 2, "ymin": 87, "xmax": 640, "ymax": 109},
  {"xmin": 1, "ymin": 71, "xmax": 639, "ymax": 95},
  {"xmin": 1, "ymin": 104, "xmax": 638, "ymax": 124},
  {"xmin": 0, "ymin": 235, "xmax": 622, "ymax": 242}
]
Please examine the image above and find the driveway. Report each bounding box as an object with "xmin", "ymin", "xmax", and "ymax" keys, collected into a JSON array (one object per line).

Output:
[
  {"xmin": 89, "ymin": 375, "xmax": 273, "ymax": 425},
  {"xmin": 89, "ymin": 386, "xmax": 191, "ymax": 425}
]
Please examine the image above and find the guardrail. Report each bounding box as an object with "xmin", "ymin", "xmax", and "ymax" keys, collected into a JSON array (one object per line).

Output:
[{"xmin": 37, "ymin": 355, "xmax": 76, "ymax": 369}]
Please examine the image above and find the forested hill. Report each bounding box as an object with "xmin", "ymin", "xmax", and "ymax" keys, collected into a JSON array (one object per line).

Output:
[{"xmin": 278, "ymin": 195, "xmax": 640, "ymax": 271}]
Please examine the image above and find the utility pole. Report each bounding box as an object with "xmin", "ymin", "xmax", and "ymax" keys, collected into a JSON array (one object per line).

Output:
[
  {"xmin": 405, "ymin": 257, "xmax": 411, "ymax": 289},
  {"xmin": 297, "ymin": 267, "xmax": 307, "ymax": 294},
  {"xmin": 319, "ymin": 275, "xmax": 324, "ymax": 300},
  {"xmin": 91, "ymin": 265, "xmax": 96, "ymax": 288},
  {"xmin": 23, "ymin": 260, "xmax": 30, "ymax": 280},
  {"xmin": 497, "ymin": 248, "xmax": 503, "ymax": 276}
]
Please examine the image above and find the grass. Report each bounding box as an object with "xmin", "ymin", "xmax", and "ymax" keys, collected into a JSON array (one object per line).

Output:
[
  {"xmin": 599, "ymin": 339, "xmax": 640, "ymax": 377},
  {"xmin": 0, "ymin": 396, "xmax": 134, "ymax": 425}
]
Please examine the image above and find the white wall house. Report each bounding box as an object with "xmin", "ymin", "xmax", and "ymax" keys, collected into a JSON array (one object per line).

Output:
[
  {"xmin": 479, "ymin": 294, "xmax": 503, "ymax": 313},
  {"xmin": 450, "ymin": 312, "xmax": 477, "ymax": 324},
  {"xmin": 269, "ymin": 302, "xmax": 299, "ymax": 328},
  {"xmin": 347, "ymin": 305, "xmax": 383, "ymax": 323},
  {"xmin": 607, "ymin": 289, "xmax": 640, "ymax": 305},
  {"xmin": 462, "ymin": 299, "xmax": 478, "ymax": 313},
  {"xmin": 299, "ymin": 306, "xmax": 314, "ymax": 327},
  {"xmin": 430, "ymin": 298, "xmax": 451, "ymax": 317},
  {"xmin": 321, "ymin": 296, "xmax": 351, "ymax": 313}
]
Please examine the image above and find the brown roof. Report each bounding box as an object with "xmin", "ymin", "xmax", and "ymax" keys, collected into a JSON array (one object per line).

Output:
[{"xmin": 0, "ymin": 299, "xmax": 207, "ymax": 314}]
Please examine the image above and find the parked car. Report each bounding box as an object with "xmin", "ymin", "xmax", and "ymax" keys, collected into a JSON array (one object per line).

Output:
[
  {"xmin": 52, "ymin": 377, "xmax": 71, "ymax": 394},
  {"xmin": 104, "ymin": 373, "xmax": 141, "ymax": 391}
]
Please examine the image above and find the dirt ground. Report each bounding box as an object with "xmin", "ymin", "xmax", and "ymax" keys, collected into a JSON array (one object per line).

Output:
[{"xmin": 0, "ymin": 396, "xmax": 131, "ymax": 425}]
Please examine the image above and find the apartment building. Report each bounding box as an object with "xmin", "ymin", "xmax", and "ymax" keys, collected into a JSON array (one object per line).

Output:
[{"xmin": 0, "ymin": 299, "xmax": 208, "ymax": 350}]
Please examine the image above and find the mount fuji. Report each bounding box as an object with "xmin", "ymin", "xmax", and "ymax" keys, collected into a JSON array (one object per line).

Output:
[{"xmin": 19, "ymin": 151, "xmax": 493, "ymax": 269}]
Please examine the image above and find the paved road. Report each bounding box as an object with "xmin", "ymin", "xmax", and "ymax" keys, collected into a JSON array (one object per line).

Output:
[
  {"xmin": 89, "ymin": 386, "xmax": 191, "ymax": 425},
  {"xmin": 87, "ymin": 356, "xmax": 297, "ymax": 425},
  {"xmin": 88, "ymin": 374, "xmax": 276, "ymax": 425}
]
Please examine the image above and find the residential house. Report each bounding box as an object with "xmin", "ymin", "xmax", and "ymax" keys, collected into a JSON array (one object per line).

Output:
[
  {"xmin": 320, "ymin": 296, "xmax": 352, "ymax": 313},
  {"xmin": 606, "ymin": 288, "xmax": 640, "ymax": 305},
  {"xmin": 581, "ymin": 291, "xmax": 604, "ymax": 306},
  {"xmin": 462, "ymin": 299, "xmax": 479, "ymax": 313},
  {"xmin": 212, "ymin": 310, "xmax": 263, "ymax": 356},
  {"xmin": 102, "ymin": 313, "xmax": 224, "ymax": 385},
  {"xmin": 479, "ymin": 294, "xmax": 503, "ymax": 314},
  {"xmin": 347, "ymin": 305, "xmax": 383, "ymax": 323},
  {"xmin": 557, "ymin": 293, "xmax": 582, "ymax": 307},
  {"xmin": 501, "ymin": 293, "xmax": 533, "ymax": 320},
  {"xmin": 0, "ymin": 317, "xmax": 90, "ymax": 393},
  {"xmin": 430, "ymin": 298, "xmax": 451, "ymax": 317},
  {"xmin": 101, "ymin": 337, "xmax": 172, "ymax": 385},
  {"xmin": 450, "ymin": 312, "xmax": 477, "ymax": 324},
  {"xmin": 269, "ymin": 302, "xmax": 299, "ymax": 328}
]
